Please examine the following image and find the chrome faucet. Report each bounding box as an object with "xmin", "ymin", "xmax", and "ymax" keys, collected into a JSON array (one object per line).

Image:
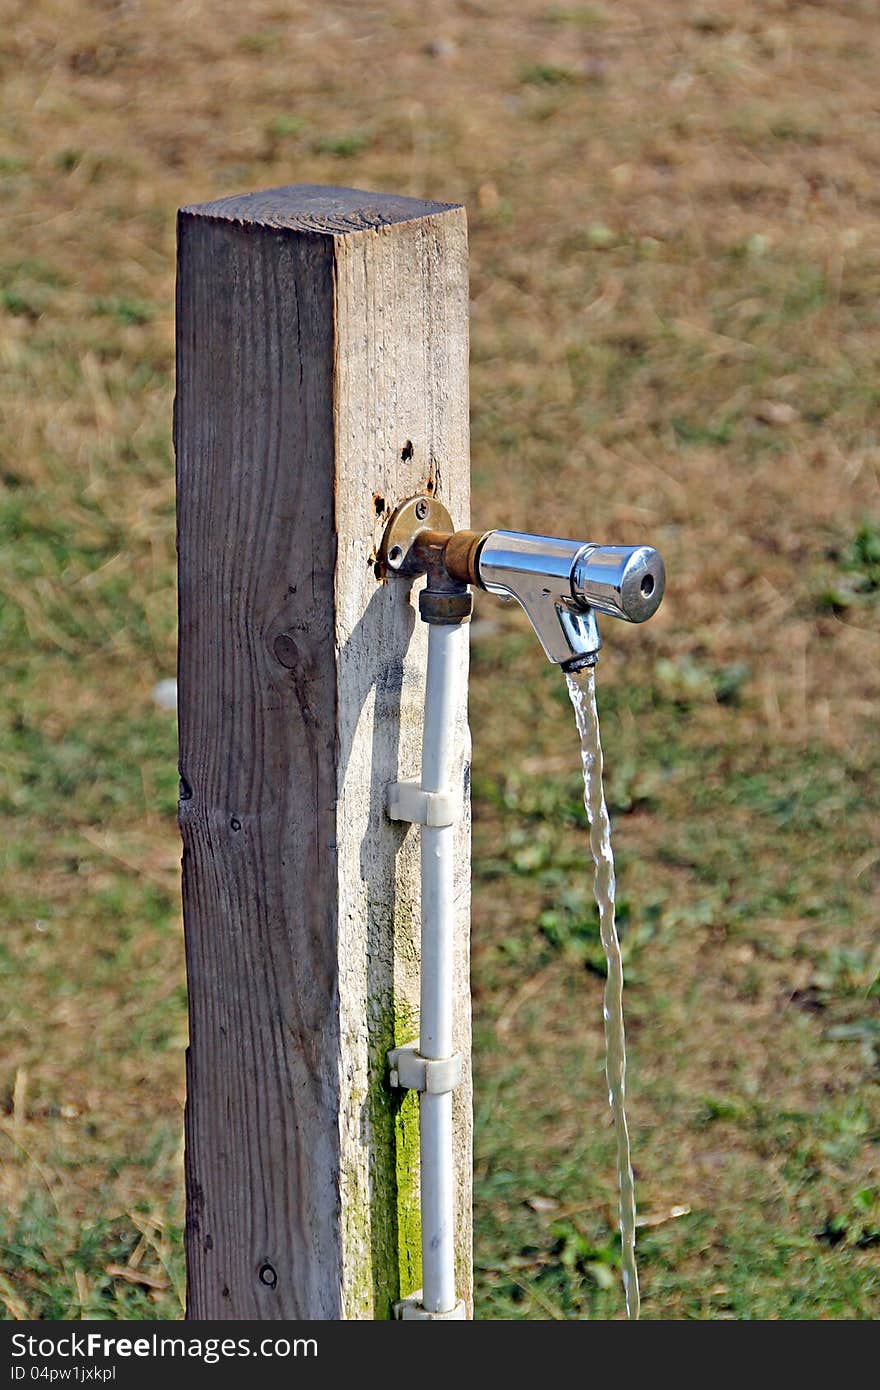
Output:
[
  {"xmin": 474, "ymin": 531, "xmax": 664, "ymax": 667},
  {"xmin": 380, "ymin": 498, "xmax": 666, "ymax": 668}
]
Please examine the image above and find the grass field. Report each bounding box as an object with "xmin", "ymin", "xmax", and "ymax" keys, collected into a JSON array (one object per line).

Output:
[{"xmin": 1, "ymin": 0, "xmax": 878, "ymax": 1318}]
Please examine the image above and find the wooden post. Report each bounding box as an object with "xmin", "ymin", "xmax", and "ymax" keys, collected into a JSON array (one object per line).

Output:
[{"xmin": 175, "ymin": 185, "xmax": 471, "ymax": 1319}]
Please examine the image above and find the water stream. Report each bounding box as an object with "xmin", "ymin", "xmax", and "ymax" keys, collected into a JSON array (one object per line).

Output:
[{"xmin": 565, "ymin": 664, "xmax": 640, "ymax": 1320}]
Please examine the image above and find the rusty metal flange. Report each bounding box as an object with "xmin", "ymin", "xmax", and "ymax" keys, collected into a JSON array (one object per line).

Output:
[{"xmin": 378, "ymin": 494, "xmax": 454, "ymax": 578}]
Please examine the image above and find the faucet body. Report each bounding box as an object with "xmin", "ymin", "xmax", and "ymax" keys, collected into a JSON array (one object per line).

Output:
[
  {"xmin": 476, "ymin": 531, "xmax": 663, "ymax": 667},
  {"xmin": 476, "ymin": 532, "xmax": 601, "ymax": 667},
  {"xmin": 439, "ymin": 528, "xmax": 664, "ymax": 668}
]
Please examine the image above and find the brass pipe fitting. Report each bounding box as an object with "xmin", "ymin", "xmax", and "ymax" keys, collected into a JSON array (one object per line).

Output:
[{"xmin": 441, "ymin": 530, "xmax": 490, "ymax": 588}]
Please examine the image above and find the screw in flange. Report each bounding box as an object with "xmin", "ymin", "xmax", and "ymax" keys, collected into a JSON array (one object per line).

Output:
[{"xmin": 414, "ymin": 498, "xmax": 429, "ymax": 521}]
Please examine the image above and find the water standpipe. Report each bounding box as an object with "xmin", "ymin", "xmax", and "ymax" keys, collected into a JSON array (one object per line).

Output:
[
  {"xmin": 381, "ymin": 494, "xmax": 666, "ymax": 1319},
  {"xmin": 384, "ymin": 501, "xmax": 665, "ymax": 669}
]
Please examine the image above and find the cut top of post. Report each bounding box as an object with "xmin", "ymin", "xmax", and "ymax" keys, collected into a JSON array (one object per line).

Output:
[{"xmin": 180, "ymin": 183, "xmax": 462, "ymax": 237}]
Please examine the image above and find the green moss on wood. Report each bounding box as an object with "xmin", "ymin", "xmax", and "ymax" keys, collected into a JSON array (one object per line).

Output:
[
  {"xmin": 361, "ymin": 995, "xmax": 421, "ymax": 1318},
  {"xmin": 394, "ymin": 1088, "xmax": 422, "ymax": 1296}
]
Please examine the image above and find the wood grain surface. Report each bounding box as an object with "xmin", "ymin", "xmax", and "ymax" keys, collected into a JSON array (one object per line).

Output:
[{"xmin": 176, "ymin": 184, "xmax": 471, "ymax": 1319}]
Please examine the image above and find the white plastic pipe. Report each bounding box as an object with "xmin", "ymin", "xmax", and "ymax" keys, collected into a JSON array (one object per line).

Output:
[{"xmin": 418, "ymin": 618, "xmax": 465, "ymax": 1315}]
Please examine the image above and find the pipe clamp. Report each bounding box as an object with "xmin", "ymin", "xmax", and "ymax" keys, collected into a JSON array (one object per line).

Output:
[
  {"xmin": 394, "ymin": 1292, "xmax": 467, "ymax": 1320},
  {"xmin": 387, "ymin": 780, "xmax": 459, "ymax": 828},
  {"xmin": 388, "ymin": 1041, "xmax": 463, "ymax": 1095}
]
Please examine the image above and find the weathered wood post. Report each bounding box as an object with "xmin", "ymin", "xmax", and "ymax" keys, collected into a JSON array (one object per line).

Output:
[{"xmin": 175, "ymin": 185, "xmax": 472, "ymax": 1319}]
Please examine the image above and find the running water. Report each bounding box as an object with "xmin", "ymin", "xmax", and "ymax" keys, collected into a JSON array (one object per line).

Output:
[{"xmin": 565, "ymin": 663, "xmax": 640, "ymax": 1320}]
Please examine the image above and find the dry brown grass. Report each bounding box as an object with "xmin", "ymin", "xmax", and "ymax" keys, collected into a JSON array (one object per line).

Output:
[{"xmin": 1, "ymin": 0, "xmax": 878, "ymax": 1317}]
